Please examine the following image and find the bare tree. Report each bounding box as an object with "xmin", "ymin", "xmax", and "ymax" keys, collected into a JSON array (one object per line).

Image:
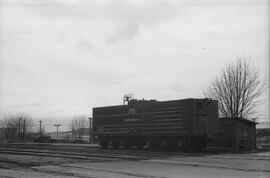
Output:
[
  {"xmin": 70, "ymin": 114, "xmax": 89, "ymax": 141},
  {"xmin": 0, "ymin": 115, "xmax": 18, "ymax": 139},
  {"xmin": 0, "ymin": 112, "xmax": 33, "ymax": 140},
  {"xmin": 204, "ymin": 57, "xmax": 265, "ymax": 119}
]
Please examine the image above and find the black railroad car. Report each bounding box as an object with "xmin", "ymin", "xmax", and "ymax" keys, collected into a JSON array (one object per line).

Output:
[{"xmin": 92, "ymin": 98, "xmax": 219, "ymax": 150}]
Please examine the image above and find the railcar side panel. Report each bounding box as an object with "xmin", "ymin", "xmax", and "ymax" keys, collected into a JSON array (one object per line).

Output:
[{"xmin": 92, "ymin": 98, "xmax": 218, "ymax": 149}]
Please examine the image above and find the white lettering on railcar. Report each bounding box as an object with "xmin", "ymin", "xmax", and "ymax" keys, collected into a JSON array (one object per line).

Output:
[{"xmin": 124, "ymin": 118, "xmax": 140, "ymax": 122}]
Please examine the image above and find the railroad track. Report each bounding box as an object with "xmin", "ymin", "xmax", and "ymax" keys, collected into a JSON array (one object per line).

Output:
[
  {"xmin": 0, "ymin": 146, "xmax": 183, "ymax": 161},
  {"xmin": 1, "ymin": 143, "xmax": 204, "ymax": 158},
  {"xmin": 2, "ymin": 143, "xmax": 265, "ymax": 161},
  {"xmin": 0, "ymin": 147, "xmax": 140, "ymax": 161},
  {"xmin": 0, "ymin": 143, "xmax": 99, "ymax": 152}
]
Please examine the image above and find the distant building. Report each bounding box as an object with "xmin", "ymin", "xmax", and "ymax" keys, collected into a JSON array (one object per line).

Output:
[
  {"xmin": 256, "ymin": 128, "xmax": 270, "ymax": 143},
  {"xmin": 49, "ymin": 130, "xmax": 91, "ymax": 143},
  {"xmin": 216, "ymin": 117, "xmax": 257, "ymax": 149},
  {"xmin": 49, "ymin": 131, "xmax": 73, "ymax": 140}
]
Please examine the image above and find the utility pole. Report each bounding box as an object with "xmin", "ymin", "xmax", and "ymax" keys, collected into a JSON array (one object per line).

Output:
[
  {"xmin": 88, "ymin": 117, "xmax": 92, "ymax": 143},
  {"xmin": 39, "ymin": 120, "xmax": 43, "ymax": 137},
  {"xmin": 18, "ymin": 117, "xmax": 21, "ymax": 138},
  {"xmin": 23, "ymin": 120, "xmax": 26, "ymax": 142},
  {"xmin": 54, "ymin": 124, "xmax": 61, "ymax": 141}
]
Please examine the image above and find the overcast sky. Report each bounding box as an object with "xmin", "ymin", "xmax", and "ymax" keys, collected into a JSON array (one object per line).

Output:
[{"xmin": 0, "ymin": 0, "xmax": 269, "ymax": 131}]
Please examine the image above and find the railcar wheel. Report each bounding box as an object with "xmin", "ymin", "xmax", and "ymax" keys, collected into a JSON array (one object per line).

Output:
[
  {"xmin": 148, "ymin": 141, "xmax": 161, "ymax": 150},
  {"xmin": 99, "ymin": 141, "xmax": 109, "ymax": 148},
  {"xmin": 136, "ymin": 140, "xmax": 146, "ymax": 149},
  {"xmin": 123, "ymin": 142, "xmax": 131, "ymax": 149},
  {"xmin": 137, "ymin": 143, "xmax": 145, "ymax": 149},
  {"xmin": 194, "ymin": 143, "xmax": 206, "ymax": 151},
  {"xmin": 196, "ymin": 146, "xmax": 204, "ymax": 151},
  {"xmin": 164, "ymin": 142, "xmax": 178, "ymax": 151},
  {"xmin": 179, "ymin": 145, "xmax": 188, "ymax": 151},
  {"xmin": 111, "ymin": 141, "xmax": 120, "ymax": 149}
]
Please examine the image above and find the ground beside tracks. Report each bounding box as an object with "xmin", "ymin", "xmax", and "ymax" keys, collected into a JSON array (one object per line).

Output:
[{"xmin": 0, "ymin": 143, "xmax": 269, "ymax": 178}]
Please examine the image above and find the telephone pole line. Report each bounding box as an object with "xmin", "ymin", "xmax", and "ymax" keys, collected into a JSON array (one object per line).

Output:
[
  {"xmin": 18, "ymin": 117, "xmax": 22, "ymax": 138},
  {"xmin": 23, "ymin": 120, "xmax": 26, "ymax": 141},
  {"xmin": 39, "ymin": 120, "xmax": 43, "ymax": 136}
]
